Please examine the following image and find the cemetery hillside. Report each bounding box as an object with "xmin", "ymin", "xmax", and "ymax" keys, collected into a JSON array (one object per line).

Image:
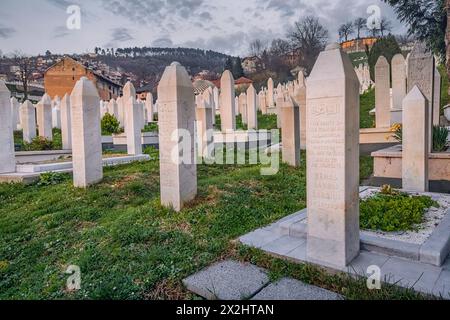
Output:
[{"xmin": 0, "ymin": 0, "xmax": 450, "ymax": 307}]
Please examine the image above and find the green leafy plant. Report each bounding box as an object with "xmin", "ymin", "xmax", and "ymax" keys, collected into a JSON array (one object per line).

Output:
[
  {"xmin": 433, "ymin": 125, "xmax": 448, "ymax": 152},
  {"xmin": 143, "ymin": 146, "xmax": 159, "ymax": 160},
  {"xmin": 37, "ymin": 172, "xmax": 68, "ymax": 186},
  {"xmin": 101, "ymin": 113, "xmax": 121, "ymax": 136},
  {"xmin": 360, "ymin": 192, "xmax": 438, "ymax": 232},
  {"xmin": 23, "ymin": 136, "xmax": 55, "ymax": 151},
  {"xmin": 142, "ymin": 123, "xmax": 159, "ymax": 133}
]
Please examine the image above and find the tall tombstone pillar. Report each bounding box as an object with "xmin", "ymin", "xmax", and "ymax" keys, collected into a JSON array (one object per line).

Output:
[
  {"xmin": 60, "ymin": 94, "xmax": 72, "ymax": 150},
  {"xmin": 36, "ymin": 94, "xmax": 53, "ymax": 140},
  {"xmin": 281, "ymin": 94, "xmax": 300, "ymax": 167},
  {"xmin": 391, "ymin": 53, "xmax": 407, "ymax": 110},
  {"xmin": 220, "ymin": 70, "xmax": 236, "ymax": 132},
  {"xmin": 0, "ymin": 81, "xmax": 15, "ymax": 174},
  {"xmin": 306, "ymin": 43, "xmax": 360, "ymax": 268},
  {"xmin": 407, "ymin": 42, "xmax": 435, "ymax": 151},
  {"xmin": 433, "ymin": 67, "xmax": 441, "ymax": 126},
  {"xmin": 375, "ymin": 56, "xmax": 391, "ymax": 128},
  {"xmin": 70, "ymin": 77, "xmax": 103, "ymax": 188},
  {"xmin": 402, "ymin": 86, "xmax": 429, "ymax": 192},
  {"xmin": 20, "ymin": 100, "xmax": 36, "ymax": 143},
  {"xmin": 158, "ymin": 62, "xmax": 197, "ymax": 212}
]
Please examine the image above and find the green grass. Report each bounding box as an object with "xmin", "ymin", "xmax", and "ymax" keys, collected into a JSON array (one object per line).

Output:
[
  {"xmin": 360, "ymin": 89, "xmax": 376, "ymax": 129},
  {"xmin": 215, "ymin": 112, "xmax": 277, "ymax": 131},
  {"xmin": 0, "ymin": 153, "xmax": 430, "ymax": 300}
]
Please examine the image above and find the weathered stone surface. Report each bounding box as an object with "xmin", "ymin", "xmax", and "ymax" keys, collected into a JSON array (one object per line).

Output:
[
  {"xmin": 391, "ymin": 53, "xmax": 406, "ymax": 111},
  {"xmin": 281, "ymin": 95, "xmax": 300, "ymax": 166},
  {"xmin": 402, "ymin": 86, "xmax": 429, "ymax": 192},
  {"xmin": 36, "ymin": 93, "xmax": 53, "ymax": 140},
  {"xmin": 183, "ymin": 260, "xmax": 269, "ymax": 300},
  {"xmin": 252, "ymin": 278, "xmax": 342, "ymax": 300},
  {"xmin": 60, "ymin": 94, "xmax": 72, "ymax": 150},
  {"xmin": 116, "ymin": 96, "xmax": 125, "ymax": 126},
  {"xmin": 246, "ymin": 84, "xmax": 258, "ymax": 129},
  {"xmin": 158, "ymin": 62, "xmax": 197, "ymax": 212},
  {"xmin": 220, "ymin": 70, "xmax": 236, "ymax": 132},
  {"xmin": 306, "ymin": 43, "xmax": 360, "ymax": 268},
  {"xmin": 375, "ymin": 56, "xmax": 391, "ymax": 128},
  {"xmin": 70, "ymin": 77, "xmax": 103, "ymax": 188},
  {"xmin": 0, "ymin": 81, "xmax": 15, "ymax": 174},
  {"xmin": 19, "ymin": 100, "xmax": 36, "ymax": 143}
]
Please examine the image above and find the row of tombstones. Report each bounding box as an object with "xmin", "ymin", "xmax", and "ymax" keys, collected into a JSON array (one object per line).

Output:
[
  {"xmin": 0, "ymin": 44, "xmax": 432, "ymax": 269},
  {"xmin": 374, "ymin": 42, "xmax": 441, "ymax": 134}
]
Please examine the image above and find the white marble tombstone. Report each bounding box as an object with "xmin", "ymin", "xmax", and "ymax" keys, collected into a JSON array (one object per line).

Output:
[
  {"xmin": 391, "ymin": 54, "xmax": 406, "ymax": 110},
  {"xmin": 239, "ymin": 93, "xmax": 248, "ymax": 125},
  {"xmin": 306, "ymin": 43, "xmax": 360, "ymax": 268},
  {"xmin": 52, "ymin": 96, "xmax": 61, "ymax": 129},
  {"xmin": 402, "ymin": 86, "xmax": 429, "ymax": 192},
  {"xmin": 246, "ymin": 84, "xmax": 258, "ymax": 130},
  {"xmin": 158, "ymin": 62, "xmax": 197, "ymax": 212},
  {"xmin": 267, "ymin": 77, "xmax": 275, "ymax": 108},
  {"xmin": 293, "ymin": 73, "xmax": 307, "ymax": 150},
  {"xmin": 123, "ymin": 82, "xmax": 142, "ymax": 155},
  {"xmin": 375, "ymin": 56, "xmax": 391, "ymax": 128},
  {"xmin": 70, "ymin": 77, "xmax": 103, "ymax": 188},
  {"xmin": 36, "ymin": 93, "xmax": 53, "ymax": 140},
  {"xmin": 0, "ymin": 81, "xmax": 15, "ymax": 174},
  {"xmin": 107, "ymin": 99, "xmax": 119, "ymax": 119},
  {"xmin": 220, "ymin": 70, "xmax": 236, "ymax": 133},
  {"xmin": 10, "ymin": 97, "xmax": 20, "ymax": 130},
  {"xmin": 196, "ymin": 89, "xmax": 214, "ymax": 159},
  {"xmin": 60, "ymin": 94, "xmax": 72, "ymax": 150},
  {"xmin": 20, "ymin": 100, "xmax": 36, "ymax": 143}
]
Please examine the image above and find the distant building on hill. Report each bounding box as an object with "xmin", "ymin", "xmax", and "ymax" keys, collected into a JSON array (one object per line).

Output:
[
  {"xmin": 44, "ymin": 56, "xmax": 122, "ymax": 100},
  {"xmin": 242, "ymin": 56, "xmax": 264, "ymax": 74},
  {"xmin": 341, "ymin": 37, "xmax": 378, "ymax": 53}
]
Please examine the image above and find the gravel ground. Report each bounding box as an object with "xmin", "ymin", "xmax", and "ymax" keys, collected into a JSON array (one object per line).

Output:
[{"xmin": 360, "ymin": 187, "xmax": 450, "ymax": 245}]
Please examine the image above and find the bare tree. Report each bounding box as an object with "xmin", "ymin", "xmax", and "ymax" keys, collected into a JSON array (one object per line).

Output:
[
  {"xmin": 338, "ymin": 22, "xmax": 354, "ymax": 42},
  {"xmin": 379, "ymin": 18, "xmax": 393, "ymax": 36},
  {"xmin": 249, "ymin": 39, "xmax": 266, "ymax": 57},
  {"xmin": 354, "ymin": 18, "xmax": 366, "ymax": 39},
  {"xmin": 288, "ymin": 16, "xmax": 329, "ymax": 73},
  {"xmin": 11, "ymin": 51, "xmax": 33, "ymax": 101},
  {"xmin": 269, "ymin": 38, "xmax": 292, "ymax": 57}
]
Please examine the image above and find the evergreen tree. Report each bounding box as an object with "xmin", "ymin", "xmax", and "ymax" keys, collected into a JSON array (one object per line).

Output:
[
  {"xmin": 383, "ymin": 0, "xmax": 446, "ymax": 58},
  {"xmin": 232, "ymin": 57, "xmax": 244, "ymax": 78},
  {"xmin": 367, "ymin": 35, "xmax": 402, "ymax": 82}
]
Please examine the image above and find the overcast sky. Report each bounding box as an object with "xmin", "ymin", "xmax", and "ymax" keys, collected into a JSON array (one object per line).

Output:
[{"xmin": 0, "ymin": 0, "xmax": 406, "ymax": 57}]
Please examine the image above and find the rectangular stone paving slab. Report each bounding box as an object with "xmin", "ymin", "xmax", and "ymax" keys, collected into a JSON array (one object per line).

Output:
[
  {"xmin": 182, "ymin": 260, "xmax": 269, "ymax": 300},
  {"xmin": 251, "ymin": 278, "xmax": 343, "ymax": 300}
]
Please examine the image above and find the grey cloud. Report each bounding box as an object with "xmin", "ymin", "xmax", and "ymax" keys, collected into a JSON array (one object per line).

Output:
[
  {"xmin": 104, "ymin": 27, "xmax": 134, "ymax": 47},
  {"xmin": 0, "ymin": 25, "xmax": 16, "ymax": 39},
  {"xmin": 152, "ymin": 37, "xmax": 174, "ymax": 47},
  {"xmin": 102, "ymin": 0, "xmax": 205, "ymax": 26},
  {"xmin": 53, "ymin": 26, "xmax": 70, "ymax": 38}
]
